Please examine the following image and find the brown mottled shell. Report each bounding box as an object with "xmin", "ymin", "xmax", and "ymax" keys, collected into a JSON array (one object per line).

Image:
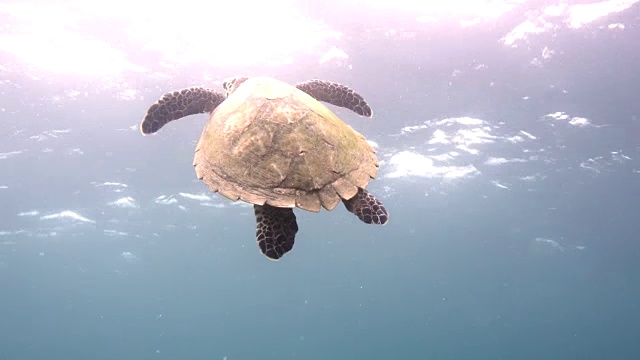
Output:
[{"xmin": 193, "ymin": 76, "xmax": 378, "ymax": 212}]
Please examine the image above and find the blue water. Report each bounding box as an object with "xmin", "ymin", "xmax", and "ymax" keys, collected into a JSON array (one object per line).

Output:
[{"xmin": 1, "ymin": 1, "xmax": 640, "ymax": 359}]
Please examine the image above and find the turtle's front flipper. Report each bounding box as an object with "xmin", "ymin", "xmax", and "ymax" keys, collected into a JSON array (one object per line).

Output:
[
  {"xmin": 296, "ymin": 80, "xmax": 373, "ymax": 117},
  {"xmin": 140, "ymin": 87, "xmax": 226, "ymax": 135},
  {"xmin": 254, "ymin": 204, "xmax": 298, "ymax": 260},
  {"xmin": 342, "ymin": 188, "xmax": 389, "ymax": 225}
]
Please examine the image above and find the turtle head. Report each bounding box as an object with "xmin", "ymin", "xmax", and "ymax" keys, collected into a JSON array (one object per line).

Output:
[{"xmin": 222, "ymin": 76, "xmax": 250, "ymax": 96}]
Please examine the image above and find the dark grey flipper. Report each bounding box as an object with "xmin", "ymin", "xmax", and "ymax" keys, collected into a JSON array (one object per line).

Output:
[
  {"xmin": 140, "ymin": 87, "xmax": 226, "ymax": 135},
  {"xmin": 296, "ymin": 80, "xmax": 373, "ymax": 117},
  {"xmin": 342, "ymin": 188, "xmax": 389, "ymax": 225},
  {"xmin": 254, "ymin": 204, "xmax": 298, "ymax": 260}
]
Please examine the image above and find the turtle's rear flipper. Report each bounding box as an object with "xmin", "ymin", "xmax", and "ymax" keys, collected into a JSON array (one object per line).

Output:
[
  {"xmin": 254, "ymin": 204, "xmax": 298, "ymax": 260},
  {"xmin": 342, "ymin": 188, "xmax": 389, "ymax": 225},
  {"xmin": 296, "ymin": 80, "xmax": 373, "ymax": 117},
  {"xmin": 140, "ymin": 87, "xmax": 226, "ymax": 135}
]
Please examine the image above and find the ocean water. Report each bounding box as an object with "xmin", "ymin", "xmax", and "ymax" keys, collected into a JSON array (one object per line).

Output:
[{"xmin": 1, "ymin": 1, "xmax": 640, "ymax": 359}]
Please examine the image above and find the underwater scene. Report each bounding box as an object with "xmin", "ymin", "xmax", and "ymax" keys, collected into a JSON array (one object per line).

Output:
[{"xmin": 1, "ymin": 0, "xmax": 639, "ymax": 359}]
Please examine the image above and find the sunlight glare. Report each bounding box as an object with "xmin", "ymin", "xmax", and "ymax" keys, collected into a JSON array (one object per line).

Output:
[
  {"xmin": 346, "ymin": 0, "xmax": 525, "ymax": 22},
  {"xmin": 0, "ymin": 0, "xmax": 339, "ymax": 76},
  {"xmin": 121, "ymin": 0, "xmax": 337, "ymax": 67},
  {"xmin": 0, "ymin": 2, "xmax": 141, "ymax": 76}
]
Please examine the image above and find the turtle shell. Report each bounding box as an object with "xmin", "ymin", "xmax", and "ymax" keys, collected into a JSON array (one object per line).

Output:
[{"xmin": 193, "ymin": 76, "xmax": 379, "ymax": 212}]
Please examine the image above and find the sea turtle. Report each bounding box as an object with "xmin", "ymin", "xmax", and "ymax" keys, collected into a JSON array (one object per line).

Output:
[{"xmin": 140, "ymin": 76, "xmax": 388, "ymax": 260}]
